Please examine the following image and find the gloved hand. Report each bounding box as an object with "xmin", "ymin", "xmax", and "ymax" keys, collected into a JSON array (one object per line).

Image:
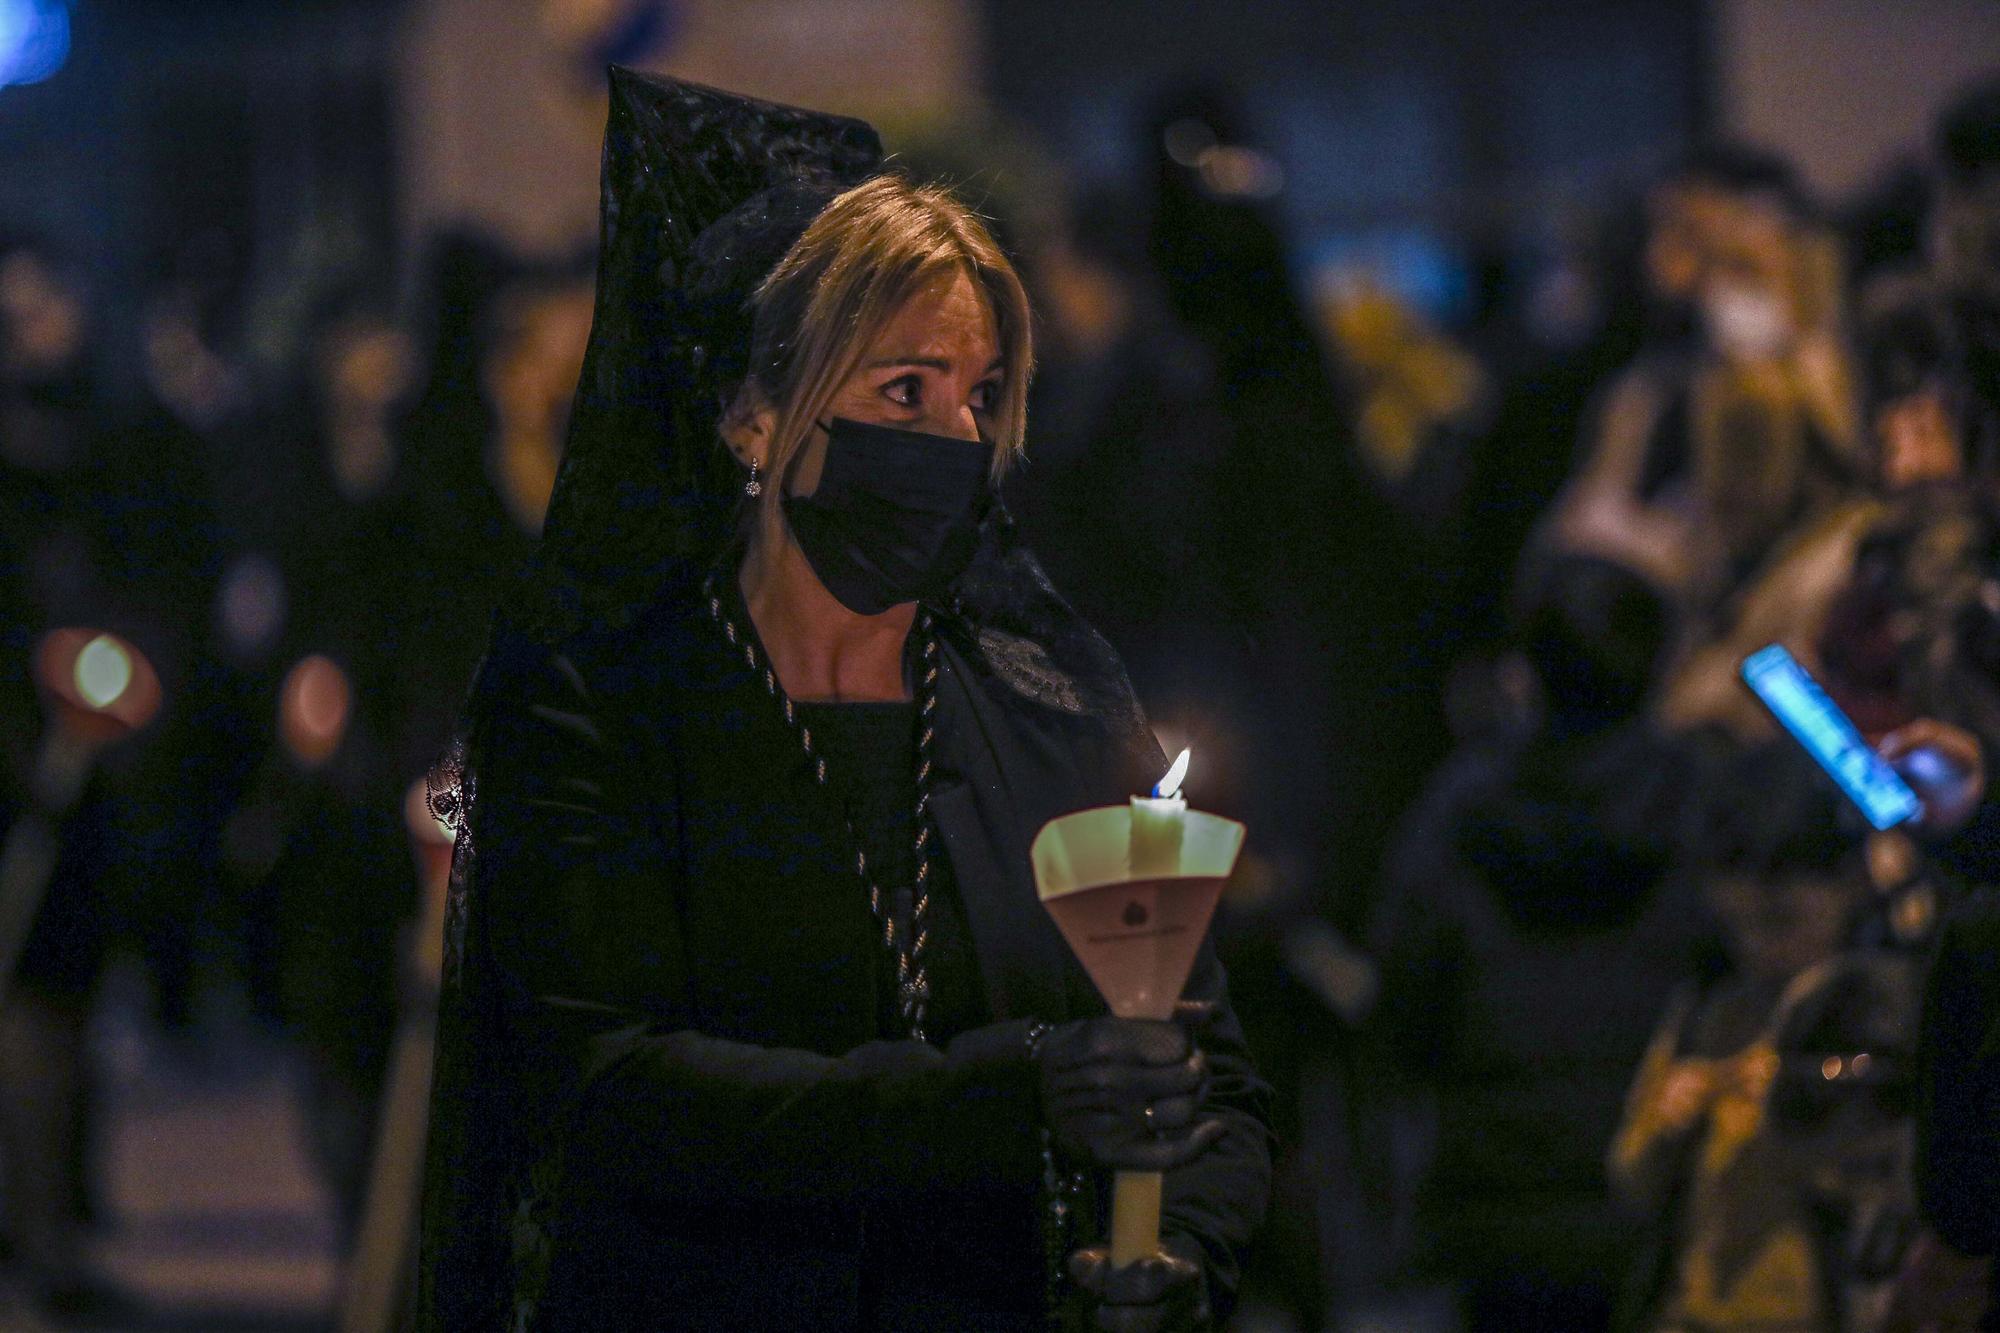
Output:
[
  {"xmin": 1034, "ymin": 1004, "xmax": 1224, "ymax": 1172},
  {"xmin": 1068, "ymin": 1232, "xmax": 1211, "ymax": 1331}
]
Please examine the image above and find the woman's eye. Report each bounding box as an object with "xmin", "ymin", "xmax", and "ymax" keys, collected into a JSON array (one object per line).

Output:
[
  {"xmin": 884, "ymin": 375, "xmax": 921, "ymax": 408},
  {"xmin": 972, "ymin": 381, "xmax": 1000, "ymax": 414}
]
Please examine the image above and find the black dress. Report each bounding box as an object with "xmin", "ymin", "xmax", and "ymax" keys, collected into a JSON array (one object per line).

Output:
[
  {"xmin": 425, "ymin": 565, "xmax": 1271, "ymax": 1330},
  {"xmin": 793, "ymin": 697, "xmax": 987, "ymax": 1045}
]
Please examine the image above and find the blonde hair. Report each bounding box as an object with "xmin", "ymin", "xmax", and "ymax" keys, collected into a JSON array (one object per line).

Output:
[{"xmin": 731, "ymin": 175, "xmax": 1033, "ymax": 546}]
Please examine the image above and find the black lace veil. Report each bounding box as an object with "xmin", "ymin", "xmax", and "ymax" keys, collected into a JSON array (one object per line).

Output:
[
  {"xmin": 418, "ymin": 69, "xmax": 883, "ymax": 1328},
  {"xmin": 518, "ymin": 69, "xmax": 882, "ymax": 643}
]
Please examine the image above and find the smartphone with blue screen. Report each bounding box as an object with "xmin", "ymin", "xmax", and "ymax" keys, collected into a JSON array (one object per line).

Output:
[{"xmin": 1739, "ymin": 643, "xmax": 1922, "ymax": 830}]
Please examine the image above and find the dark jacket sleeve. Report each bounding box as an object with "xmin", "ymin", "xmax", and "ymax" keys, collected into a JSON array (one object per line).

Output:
[
  {"xmin": 1916, "ymin": 891, "xmax": 2000, "ymax": 1256},
  {"xmin": 1934, "ymin": 795, "xmax": 2000, "ymax": 889},
  {"xmin": 472, "ymin": 629, "xmax": 1044, "ymax": 1217},
  {"xmin": 1161, "ymin": 940, "xmax": 1275, "ymax": 1309}
]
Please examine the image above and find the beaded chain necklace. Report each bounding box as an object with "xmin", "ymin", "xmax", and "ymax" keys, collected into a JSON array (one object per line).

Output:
[
  {"xmin": 703, "ymin": 571, "xmax": 1090, "ymax": 1312},
  {"xmin": 702, "ymin": 572, "xmax": 937, "ymax": 1040}
]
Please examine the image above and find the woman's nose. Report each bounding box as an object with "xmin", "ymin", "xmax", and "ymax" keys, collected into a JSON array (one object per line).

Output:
[{"xmin": 928, "ymin": 400, "xmax": 983, "ymax": 443}]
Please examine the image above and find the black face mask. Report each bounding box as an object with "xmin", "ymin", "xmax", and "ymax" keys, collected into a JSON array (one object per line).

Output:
[{"xmin": 781, "ymin": 416, "xmax": 994, "ymax": 615}]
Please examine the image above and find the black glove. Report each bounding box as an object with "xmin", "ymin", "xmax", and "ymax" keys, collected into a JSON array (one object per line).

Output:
[
  {"xmin": 1034, "ymin": 1005, "xmax": 1225, "ymax": 1172},
  {"xmin": 1068, "ymin": 1232, "xmax": 1211, "ymax": 1332}
]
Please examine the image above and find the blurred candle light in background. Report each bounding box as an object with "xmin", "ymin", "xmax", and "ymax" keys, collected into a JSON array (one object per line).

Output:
[
  {"xmin": 33, "ymin": 628, "xmax": 162, "ymax": 743},
  {"xmin": 72, "ymin": 634, "xmax": 133, "ymax": 711},
  {"xmin": 1159, "ymin": 115, "xmax": 1284, "ymax": 200},
  {"xmin": 217, "ymin": 553, "xmax": 289, "ymax": 658},
  {"xmin": 279, "ymin": 654, "xmax": 352, "ymax": 769},
  {"xmin": 1197, "ymin": 145, "xmax": 1284, "ymax": 201}
]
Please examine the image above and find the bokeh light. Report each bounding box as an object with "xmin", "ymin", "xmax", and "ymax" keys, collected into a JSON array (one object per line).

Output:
[
  {"xmin": 0, "ymin": 0, "xmax": 71, "ymax": 91},
  {"xmin": 279, "ymin": 654, "xmax": 352, "ymax": 768},
  {"xmin": 73, "ymin": 633, "xmax": 133, "ymax": 710},
  {"xmin": 217, "ymin": 553, "xmax": 288, "ymax": 655}
]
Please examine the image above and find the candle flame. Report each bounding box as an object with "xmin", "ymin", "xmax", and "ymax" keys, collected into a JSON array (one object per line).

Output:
[
  {"xmin": 74, "ymin": 635, "xmax": 133, "ymax": 710},
  {"xmin": 1153, "ymin": 748, "xmax": 1191, "ymax": 800}
]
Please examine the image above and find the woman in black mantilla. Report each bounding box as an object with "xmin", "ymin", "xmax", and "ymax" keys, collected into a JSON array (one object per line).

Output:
[{"xmin": 417, "ymin": 71, "xmax": 1271, "ymax": 1332}]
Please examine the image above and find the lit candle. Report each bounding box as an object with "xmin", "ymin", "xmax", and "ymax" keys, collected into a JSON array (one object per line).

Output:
[
  {"xmin": 1035, "ymin": 751, "xmax": 1245, "ymax": 1271},
  {"xmin": 1129, "ymin": 748, "xmax": 1190, "ymax": 880}
]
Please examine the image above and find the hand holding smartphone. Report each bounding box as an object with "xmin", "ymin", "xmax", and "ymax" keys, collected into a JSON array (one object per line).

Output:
[
  {"xmin": 1879, "ymin": 717, "xmax": 1987, "ymax": 834},
  {"xmin": 1738, "ymin": 644, "xmax": 1922, "ymax": 830}
]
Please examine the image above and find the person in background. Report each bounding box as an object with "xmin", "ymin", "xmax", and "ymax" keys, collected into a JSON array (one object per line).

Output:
[
  {"xmin": 1132, "ymin": 87, "xmax": 1438, "ymax": 1323},
  {"xmin": 1024, "ymin": 176, "xmax": 1388, "ymax": 1328},
  {"xmin": 396, "ymin": 241, "xmax": 590, "ymax": 790},
  {"xmin": 1140, "ymin": 79, "xmax": 1436, "ymax": 939},
  {"xmin": 1610, "ymin": 747, "xmax": 1873, "ymax": 1333},
  {"xmin": 1008, "ymin": 183, "xmax": 1226, "ymax": 695},
  {"xmin": 1539, "ymin": 145, "xmax": 1862, "ymax": 651},
  {"xmin": 228, "ymin": 289, "xmax": 425, "ymax": 1237},
  {"xmin": 0, "ymin": 236, "xmax": 125, "ymax": 1320},
  {"xmin": 1368, "ymin": 555, "xmax": 1697, "ymax": 1333},
  {"xmin": 391, "ymin": 232, "xmax": 510, "ymax": 804},
  {"xmin": 5, "ymin": 231, "xmax": 247, "ymax": 1318},
  {"xmin": 1763, "ymin": 946, "xmax": 1927, "ymax": 1331},
  {"xmin": 1933, "ymin": 75, "xmax": 2000, "ymax": 295},
  {"xmin": 115, "ymin": 237, "xmax": 252, "ymax": 1040},
  {"xmin": 1312, "ymin": 274, "xmax": 1493, "ymax": 540},
  {"xmin": 1660, "ymin": 276, "xmax": 2000, "ymax": 740},
  {"xmin": 479, "ymin": 268, "xmax": 595, "ymax": 540},
  {"xmin": 1451, "ymin": 193, "xmax": 1653, "ymax": 657}
]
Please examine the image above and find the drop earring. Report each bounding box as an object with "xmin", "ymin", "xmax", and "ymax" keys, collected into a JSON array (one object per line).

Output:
[{"xmin": 744, "ymin": 459, "xmax": 762, "ymax": 498}]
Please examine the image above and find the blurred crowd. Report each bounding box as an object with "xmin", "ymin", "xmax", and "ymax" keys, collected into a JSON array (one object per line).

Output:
[
  {"xmin": 1003, "ymin": 69, "xmax": 2000, "ymax": 1332},
  {"xmin": 7, "ymin": 58, "xmax": 2000, "ymax": 1333},
  {"xmin": 0, "ymin": 218, "xmax": 596, "ymax": 1321}
]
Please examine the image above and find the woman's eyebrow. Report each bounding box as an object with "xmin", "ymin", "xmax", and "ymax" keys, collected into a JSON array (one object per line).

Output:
[{"xmin": 865, "ymin": 355, "xmax": 1008, "ymax": 374}]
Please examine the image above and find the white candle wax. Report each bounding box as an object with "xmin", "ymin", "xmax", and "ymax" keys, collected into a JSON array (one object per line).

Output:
[{"xmin": 1129, "ymin": 795, "xmax": 1187, "ymax": 880}]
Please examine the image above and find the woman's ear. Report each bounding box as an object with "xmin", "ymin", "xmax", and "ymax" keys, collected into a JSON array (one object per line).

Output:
[{"xmin": 720, "ymin": 384, "xmax": 778, "ymax": 471}]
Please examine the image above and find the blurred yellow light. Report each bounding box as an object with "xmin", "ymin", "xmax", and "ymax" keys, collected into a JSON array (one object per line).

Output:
[
  {"xmin": 74, "ymin": 634, "xmax": 133, "ymax": 710},
  {"xmin": 1820, "ymin": 1056, "xmax": 1843, "ymax": 1081}
]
